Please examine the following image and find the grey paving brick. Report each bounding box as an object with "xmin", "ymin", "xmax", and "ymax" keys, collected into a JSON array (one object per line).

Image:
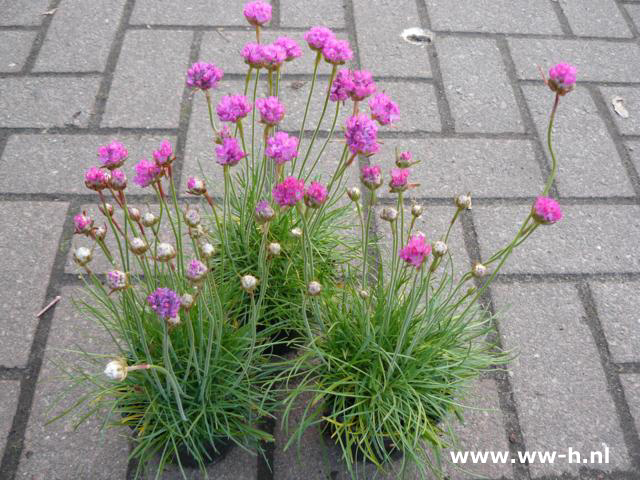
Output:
[
  {"xmin": 626, "ymin": 140, "xmax": 640, "ymax": 178},
  {"xmin": 17, "ymin": 288, "xmax": 130, "ymax": 480},
  {"xmin": 626, "ymin": 4, "xmax": 640, "ymax": 30},
  {"xmin": 437, "ymin": 37, "xmax": 524, "ymax": 133},
  {"xmin": 0, "ymin": 31, "xmax": 36, "ymax": 72},
  {"xmin": 34, "ymin": 0, "xmax": 126, "ymax": 72},
  {"xmin": 590, "ymin": 281, "xmax": 640, "ymax": 363},
  {"xmin": 0, "ymin": 134, "xmax": 176, "ymax": 195},
  {"xmin": 0, "ymin": 201, "xmax": 67, "ymax": 367},
  {"xmin": 131, "ymin": 0, "xmax": 247, "ymax": 26},
  {"xmin": 374, "ymin": 80, "xmax": 441, "ymax": 132},
  {"xmin": 523, "ymin": 85, "xmax": 635, "ymax": 197},
  {"xmin": 353, "ymin": 0, "xmax": 431, "ymax": 78},
  {"xmin": 508, "ymin": 38, "xmax": 640, "ymax": 83},
  {"xmin": 493, "ymin": 282, "xmax": 630, "ymax": 477},
  {"xmin": 0, "ymin": 77, "xmax": 100, "ymax": 128},
  {"xmin": 0, "ymin": 381, "xmax": 20, "ymax": 455},
  {"xmin": 600, "ymin": 86, "xmax": 640, "ymax": 136},
  {"xmin": 474, "ymin": 204, "xmax": 640, "ymax": 274},
  {"xmin": 426, "ymin": 0, "xmax": 562, "ymax": 34},
  {"xmin": 280, "ymin": 0, "xmax": 345, "ymax": 28},
  {"xmin": 373, "ymin": 138, "xmax": 543, "ymax": 199},
  {"xmin": 620, "ymin": 375, "xmax": 640, "ymax": 434},
  {"xmin": 102, "ymin": 30, "xmax": 192, "ymax": 128},
  {"xmin": 0, "ymin": 0, "xmax": 50, "ymax": 26},
  {"xmin": 561, "ymin": 0, "xmax": 632, "ymax": 38}
]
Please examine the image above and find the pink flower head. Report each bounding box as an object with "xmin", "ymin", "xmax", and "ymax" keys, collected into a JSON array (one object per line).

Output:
[
  {"xmin": 186, "ymin": 176, "xmax": 206, "ymax": 195},
  {"xmin": 266, "ymin": 132, "xmax": 299, "ymax": 165},
  {"xmin": 350, "ymin": 70, "xmax": 376, "ymax": 101},
  {"xmin": 322, "ymin": 38, "xmax": 353, "ymax": 65},
  {"xmin": 360, "ymin": 165, "xmax": 382, "ymax": 190},
  {"xmin": 532, "ymin": 196, "xmax": 563, "ymax": 224},
  {"xmin": 396, "ymin": 150, "xmax": 413, "ymax": 168},
  {"xmin": 74, "ymin": 211, "xmax": 93, "ymax": 234},
  {"xmin": 272, "ymin": 176, "xmax": 305, "ymax": 207},
  {"xmin": 254, "ymin": 200, "xmax": 275, "ymax": 223},
  {"xmin": 389, "ymin": 168, "xmax": 410, "ymax": 192},
  {"xmin": 256, "ymin": 96, "xmax": 285, "ymax": 125},
  {"xmin": 216, "ymin": 95, "xmax": 252, "ymax": 123},
  {"xmin": 243, "ymin": 0, "xmax": 272, "ymax": 26},
  {"xmin": 330, "ymin": 69, "xmax": 355, "ymax": 102},
  {"xmin": 107, "ymin": 270, "xmax": 128, "ymax": 291},
  {"xmin": 109, "ymin": 169, "xmax": 127, "ymax": 191},
  {"xmin": 261, "ymin": 43, "xmax": 286, "ymax": 70},
  {"xmin": 98, "ymin": 141, "xmax": 128, "ymax": 169},
  {"xmin": 186, "ymin": 62, "xmax": 224, "ymax": 90},
  {"xmin": 548, "ymin": 63, "xmax": 577, "ymax": 95},
  {"xmin": 133, "ymin": 158, "xmax": 163, "ymax": 188},
  {"xmin": 345, "ymin": 114, "xmax": 379, "ymax": 155},
  {"xmin": 241, "ymin": 42, "xmax": 265, "ymax": 68},
  {"xmin": 147, "ymin": 287, "xmax": 181, "ymax": 320},
  {"xmin": 274, "ymin": 36, "xmax": 302, "ymax": 61},
  {"xmin": 304, "ymin": 181, "xmax": 328, "ymax": 208},
  {"xmin": 399, "ymin": 233, "xmax": 431, "ymax": 268},
  {"xmin": 304, "ymin": 26, "xmax": 335, "ymax": 51},
  {"xmin": 369, "ymin": 92, "xmax": 399, "ymax": 126},
  {"xmin": 186, "ymin": 259, "xmax": 208, "ymax": 283},
  {"xmin": 84, "ymin": 167, "xmax": 110, "ymax": 191},
  {"xmin": 215, "ymin": 137, "xmax": 246, "ymax": 166},
  {"xmin": 152, "ymin": 139, "xmax": 173, "ymax": 165}
]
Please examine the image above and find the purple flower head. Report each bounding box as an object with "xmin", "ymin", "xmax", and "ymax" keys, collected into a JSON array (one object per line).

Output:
[
  {"xmin": 98, "ymin": 141, "xmax": 128, "ymax": 169},
  {"xmin": 215, "ymin": 124, "xmax": 233, "ymax": 144},
  {"xmin": 396, "ymin": 150, "xmax": 413, "ymax": 168},
  {"xmin": 133, "ymin": 158, "xmax": 163, "ymax": 188},
  {"xmin": 241, "ymin": 42, "xmax": 264, "ymax": 68},
  {"xmin": 369, "ymin": 92, "xmax": 400, "ymax": 126},
  {"xmin": 322, "ymin": 38, "xmax": 353, "ymax": 65},
  {"xmin": 256, "ymin": 96, "xmax": 285, "ymax": 125},
  {"xmin": 186, "ymin": 259, "xmax": 208, "ymax": 283},
  {"xmin": 261, "ymin": 43, "xmax": 286, "ymax": 70},
  {"xmin": 345, "ymin": 114, "xmax": 379, "ymax": 155},
  {"xmin": 216, "ymin": 95, "xmax": 252, "ymax": 123},
  {"xmin": 152, "ymin": 139, "xmax": 173, "ymax": 165},
  {"xmin": 399, "ymin": 233, "xmax": 431, "ymax": 269},
  {"xmin": 147, "ymin": 287, "xmax": 181, "ymax": 320},
  {"xmin": 360, "ymin": 165, "xmax": 382, "ymax": 190},
  {"xmin": 74, "ymin": 211, "xmax": 93, "ymax": 234},
  {"xmin": 532, "ymin": 196, "xmax": 563, "ymax": 224},
  {"xmin": 274, "ymin": 36, "xmax": 302, "ymax": 61},
  {"xmin": 186, "ymin": 176, "xmax": 206, "ymax": 195},
  {"xmin": 548, "ymin": 63, "xmax": 577, "ymax": 94},
  {"xmin": 243, "ymin": 0, "xmax": 272, "ymax": 26},
  {"xmin": 304, "ymin": 181, "xmax": 328, "ymax": 208},
  {"xmin": 330, "ymin": 69, "xmax": 355, "ymax": 102},
  {"xmin": 266, "ymin": 132, "xmax": 299, "ymax": 165},
  {"xmin": 272, "ymin": 176, "xmax": 305, "ymax": 207},
  {"xmin": 107, "ymin": 270, "xmax": 128, "ymax": 291},
  {"xmin": 350, "ymin": 70, "xmax": 377, "ymax": 101},
  {"xmin": 186, "ymin": 62, "xmax": 224, "ymax": 90},
  {"xmin": 109, "ymin": 169, "xmax": 127, "ymax": 191},
  {"xmin": 389, "ymin": 168, "xmax": 410, "ymax": 192},
  {"xmin": 215, "ymin": 137, "xmax": 247, "ymax": 166},
  {"xmin": 304, "ymin": 26, "xmax": 335, "ymax": 51},
  {"xmin": 254, "ymin": 200, "xmax": 276, "ymax": 224},
  {"xmin": 84, "ymin": 167, "xmax": 111, "ymax": 191}
]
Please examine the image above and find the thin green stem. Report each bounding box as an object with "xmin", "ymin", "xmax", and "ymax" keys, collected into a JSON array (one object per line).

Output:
[{"xmin": 292, "ymin": 51, "xmax": 322, "ymax": 172}]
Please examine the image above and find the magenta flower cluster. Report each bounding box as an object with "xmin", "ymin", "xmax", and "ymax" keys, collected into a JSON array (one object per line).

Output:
[
  {"xmin": 243, "ymin": 0, "xmax": 272, "ymax": 26},
  {"xmin": 389, "ymin": 168, "xmax": 410, "ymax": 192},
  {"xmin": 147, "ymin": 287, "xmax": 181, "ymax": 320},
  {"xmin": 345, "ymin": 114, "xmax": 379, "ymax": 155},
  {"xmin": 133, "ymin": 158, "xmax": 163, "ymax": 188},
  {"xmin": 399, "ymin": 233, "xmax": 432, "ymax": 268},
  {"xmin": 98, "ymin": 141, "xmax": 128, "ymax": 169},
  {"xmin": 533, "ymin": 196, "xmax": 563, "ymax": 224},
  {"xmin": 256, "ymin": 96, "xmax": 285, "ymax": 125},
  {"xmin": 186, "ymin": 62, "xmax": 224, "ymax": 90},
  {"xmin": 322, "ymin": 38, "xmax": 353, "ymax": 65},
  {"xmin": 272, "ymin": 176, "xmax": 305, "ymax": 207},
  {"xmin": 216, "ymin": 137, "xmax": 247, "ymax": 166},
  {"xmin": 84, "ymin": 167, "xmax": 110, "ymax": 191},
  {"xmin": 217, "ymin": 95, "xmax": 252, "ymax": 123},
  {"xmin": 304, "ymin": 181, "xmax": 328, "ymax": 208},
  {"xmin": 304, "ymin": 26, "xmax": 334, "ymax": 51},
  {"xmin": 110, "ymin": 169, "xmax": 127, "ymax": 190},
  {"xmin": 153, "ymin": 139, "xmax": 173, "ymax": 165},
  {"xmin": 241, "ymin": 38, "xmax": 300, "ymax": 69},
  {"xmin": 266, "ymin": 132, "xmax": 299, "ymax": 165},
  {"xmin": 369, "ymin": 93, "xmax": 400, "ymax": 126},
  {"xmin": 360, "ymin": 165, "xmax": 382, "ymax": 190},
  {"xmin": 330, "ymin": 69, "xmax": 377, "ymax": 103},
  {"xmin": 74, "ymin": 212, "xmax": 93, "ymax": 234},
  {"xmin": 549, "ymin": 63, "xmax": 577, "ymax": 89}
]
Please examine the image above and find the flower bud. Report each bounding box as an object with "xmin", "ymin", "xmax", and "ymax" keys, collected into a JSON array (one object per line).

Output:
[
  {"xmin": 411, "ymin": 204, "xmax": 423, "ymax": 218},
  {"xmin": 307, "ymin": 281, "xmax": 322, "ymax": 296},
  {"xmin": 141, "ymin": 212, "xmax": 158, "ymax": 227},
  {"xmin": 109, "ymin": 169, "xmax": 127, "ymax": 191},
  {"xmin": 455, "ymin": 194, "xmax": 472, "ymax": 210},
  {"xmin": 472, "ymin": 263, "xmax": 487, "ymax": 278},
  {"xmin": 156, "ymin": 242, "xmax": 176, "ymax": 262},
  {"xmin": 99, "ymin": 203, "xmax": 114, "ymax": 217},
  {"xmin": 93, "ymin": 224, "xmax": 107, "ymax": 241},
  {"xmin": 254, "ymin": 200, "xmax": 276, "ymax": 224},
  {"xmin": 74, "ymin": 211, "xmax": 93, "ymax": 235},
  {"xmin": 186, "ymin": 176, "xmax": 207, "ymax": 196},
  {"xmin": 241, "ymin": 274, "xmax": 258, "ymax": 293},
  {"xmin": 104, "ymin": 358, "xmax": 128, "ymax": 381},
  {"xmin": 395, "ymin": 150, "xmax": 415, "ymax": 168},
  {"xmin": 347, "ymin": 186, "xmax": 361, "ymax": 202},
  {"xmin": 432, "ymin": 240, "xmax": 448, "ymax": 257},
  {"xmin": 291, "ymin": 227, "xmax": 303, "ymax": 238},
  {"xmin": 183, "ymin": 206, "xmax": 201, "ymax": 228},
  {"xmin": 199, "ymin": 242, "xmax": 215, "ymax": 259},
  {"xmin": 73, "ymin": 246, "xmax": 93, "ymax": 266},
  {"xmin": 107, "ymin": 270, "xmax": 129, "ymax": 291},
  {"xmin": 181, "ymin": 293, "xmax": 195, "ymax": 310},
  {"xmin": 127, "ymin": 206, "xmax": 141, "ymax": 222},
  {"xmin": 267, "ymin": 242, "xmax": 281, "ymax": 257},
  {"xmin": 358, "ymin": 289, "xmax": 369, "ymax": 299},
  {"xmin": 380, "ymin": 207, "xmax": 398, "ymax": 222},
  {"xmin": 129, "ymin": 237, "xmax": 148, "ymax": 255}
]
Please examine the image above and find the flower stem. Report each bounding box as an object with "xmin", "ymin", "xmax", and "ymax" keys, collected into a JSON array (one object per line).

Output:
[
  {"xmin": 543, "ymin": 93, "xmax": 560, "ymax": 195},
  {"xmin": 292, "ymin": 51, "xmax": 322, "ymax": 172}
]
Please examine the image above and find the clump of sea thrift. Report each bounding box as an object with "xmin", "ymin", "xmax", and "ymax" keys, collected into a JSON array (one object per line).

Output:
[
  {"xmin": 98, "ymin": 141, "xmax": 128, "ymax": 169},
  {"xmin": 186, "ymin": 62, "xmax": 224, "ymax": 90},
  {"xmin": 532, "ymin": 196, "xmax": 563, "ymax": 224},
  {"xmin": 399, "ymin": 233, "xmax": 431, "ymax": 268},
  {"xmin": 272, "ymin": 177, "xmax": 305, "ymax": 207},
  {"xmin": 217, "ymin": 95, "xmax": 252, "ymax": 123}
]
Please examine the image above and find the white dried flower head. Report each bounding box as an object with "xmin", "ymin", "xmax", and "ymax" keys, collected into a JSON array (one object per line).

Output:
[
  {"xmin": 308, "ymin": 281, "xmax": 322, "ymax": 296},
  {"xmin": 156, "ymin": 242, "xmax": 176, "ymax": 262},
  {"xmin": 199, "ymin": 242, "xmax": 215, "ymax": 259},
  {"xmin": 347, "ymin": 186, "xmax": 361, "ymax": 202},
  {"xmin": 141, "ymin": 212, "xmax": 158, "ymax": 227},
  {"xmin": 432, "ymin": 240, "xmax": 448, "ymax": 257},
  {"xmin": 129, "ymin": 237, "xmax": 148, "ymax": 255},
  {"xmin": 167, "ymin": 313, "xmax": 181, "ymax": 327},
  {"xmin": 268, "ymin": 242, "xmax": 281, "ymax": 257},
  {"xmin": 190, "ymin": 224, "xmax": 206, "ymax": 239},
  {"xmin": 380, "ymin": 207, "xmax": 398, "ymax": 222},
  {"xmin": 93, "ymin": 224, "xmax": 107, "ymax": 241},
  {"xmin": 127, "ymin": 207, "xmax": 141, "ymax": 222},
  {"xmin": 291, "ymin": 227, "xmax": 303, "ymax": 238},
  {"xmin": 183, "ymin": 207, "xmax": 201, "ymax": 228},
  {"xmin": 358, "ymin": 289, "xmax": 369, "ymax": 299},
  {"xmin": 472, "ymin": 263, "xmax": 487, "ymax": 278},
  {"xmin": 180, "ymin": 293, "xmax": 195, "ymax": 309},
  {"xmin": 104, "ymin": 358, "xmax": 128, "ymax": 381},
  {"xmin": 240, "ymin": 275, "xmax": 258, "ymax": 293},
  {"xmin": 411, "ymin": 204, "xmax": 423, "ymax": 218},
  {"xmin": 73, "ymin": 246, "xmax": 93, "ymax": 266},
  {"xmin": 99, "ymin": 203, "xmax": 114, "ymax": 217},
  {"xmin": 455, "ymin": 194, "xmax": 472, "ymax": 210}
]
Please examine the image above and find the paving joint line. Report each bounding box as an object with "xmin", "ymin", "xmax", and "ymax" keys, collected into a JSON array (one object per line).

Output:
[
  {"xmin": 20, "ymin": 0, "xmax": 62, "ymax": 74},
  {"xmin": 548, "ymin": 0, "xmax": 574, "ymax": 36},
  {"xmin": 125, "ymin": 24, "xmax": 348, "ymax": 33}
]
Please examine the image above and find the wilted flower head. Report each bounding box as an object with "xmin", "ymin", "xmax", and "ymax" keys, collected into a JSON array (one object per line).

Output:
[
  {"xmin": 261, "ymin": 43, "xmax": 287, "ymax": 70},
  {"xmin": 74, "ymin": 211, "xmax": 93, "ymax": 235},
  {"xmin": 84, "ymin": 167, "xmax": 110, "ymax": 191},
  {"xmin": 129, "ymin": 237, "xmax": 148, "ymax": 255},
  {"xmin": 147, "ymin": 287, "xmax": 181, "ymax": 320},
  {"xmin": 99, "ymin": 202, "xmax": 114, "ymax": 217},
  {"xmin": 243, "ymin": 0, "xmax": 272, "ymax": 26},
  {"xmin": 304, "ymin": 26, "xmax": 335, "ymax": 51},
  {"xmin": 347, "ymin": 186, "xmax": 361, "ymax": 201},
  {"xmin": 141, "ymin": 212, "xmax": 158, "ymax": 227},
  {"xmin": 389, "ymin": 168, "xmax": 410, "ymax": 193},
  {"xmin": 186, "ymin": 62, "xmax": 224, "ymax": 90},
  {"xmin": 455, "ymin": 194, "xmax": 472, "ymax": 210},
  {"xmin": 153, "ymin": 139, "xmax": 173, "ymax": 165},
  {"xmin": 330, "ymin": 69, "xmax": 355, "ymax": 102},
  {"xmin": 98, "ymin": 141, "xmax": 128, "ymax": 169},
  {"xmin": 183, "ymin": 206, "xmax": 200, "ymax": 227},
  {"xmin": 304, "ymin": 181, "xmax": 328, "ymax": 208},
  {"xmin": 240, "ymin": 274, "xmax": 258, "ymax": 293},
  {"xmin": 399, "ymin": 233, "xmax": 431, "ymax": 268},
  {"xmin": 254, "ymin": 200, "xmax": 276, "ymax": 224},
  {"xmin": 272, "ymin": 176, "xmax": 305, "ymax": 207},
  {"xmin": 266, "ymin": 132, "xmax": 299, "ymax": 165},
  {"xmin": 256, "ymin": 96, "xmax": 285, "ymax": 125},
  {"xmin": 380, "ymin": 207, "xmax": 398, "ymax": 222},
  {"xmin": 360, "ymin": 165, "xmax": 382, "ymax": 190},
  {"xmin": 107, "ymin": 270, "xmax": 128, "ymax": 291},
  {"xmin": 186, "ymin": 259, "xmax": 208, "ymax": 283},
  {"xmin": 127, "ymin": 206, "xmax": 141, "ymax": 222},
  {"xmin": 267, "ymin": 242, "xmax": 281, "ymax": 256},
  {"xmin": 350, "ymin": 70, "xmax": 376, "ymax": 101},
  {"xmin": 369, "ymin": 92, "xmax": 400, "ymax": 126},
  {"xmin": 199, "ymin": 242, "xmax": 215, "ymax": 259},
  {"xmin": 186, "ymin": 176, "xmax": 206, "ymax": 195},
  {"xmin": 241, "ymin": 42, "xmax": 264, "ymax": 68},
  {"xmin": 109, "ymin": 169, "xmax": 127, "ymax": 191},
  {"xmin": 216, "ymin": 95, "xmax": 252, "ymax": 123},
  {"xmin": 322, "ymin": 38, "xmax": 353, "ymax": 65},
  {"xmin": 548, "ymin": 63, "xmax": 577, "ymax": 95},
  {"xmin": 432, "ymin": 240, "xmax": 448, "ymax": 257},
  {"xmin": 155, "ymin": 242, "xmax": 176, "ymax": 262},
  {"xmin": 215, "ymin": 137, "xmax": 247, "ymax": 166},
  {"xmin": 291, "ymin": 227, "xmax": 303, "ymax": 238},
  {"xmin": 396, "ymin": 150, "xmax": 414, "ymax": 168},
  {"xmin": 472, "ymin": 263, "xmax": 488, "ymax": 278},
  {"xmin": 274, "ymin": 36, "xmax": 302, "ymax": 61},
  {"xmin": 532, "ymin": 196, "xmax": 563, "ymax": 224},
  {"xmin": 73, "ymin": 246, "xmax": 93, "ymax": 266},
  {"xmin": 93, "ymin": 224, "xmax": 107, "ymax": 241},
  {"xmin": 104, "ymin": 358, "xmax": 128, "ymax": 381},
  {"xmin": 308, "ymin": 281, "xmax": 322, "ymax": 296},
  {"xmin": 133, "ymin": 159, "xmax": 162, "ymax": 188},
  {"xmin": 411, "ymin": 204, "xmax": 423, "ymax": 217},
  {"xmin": 345, "ymin": 114, "xmax": 379, "ymax": 155}
]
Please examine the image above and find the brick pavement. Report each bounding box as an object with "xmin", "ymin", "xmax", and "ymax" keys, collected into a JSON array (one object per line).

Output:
[{"xmin": 1, "ymin": 1, "xmax": 639, "ymax": 479}]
